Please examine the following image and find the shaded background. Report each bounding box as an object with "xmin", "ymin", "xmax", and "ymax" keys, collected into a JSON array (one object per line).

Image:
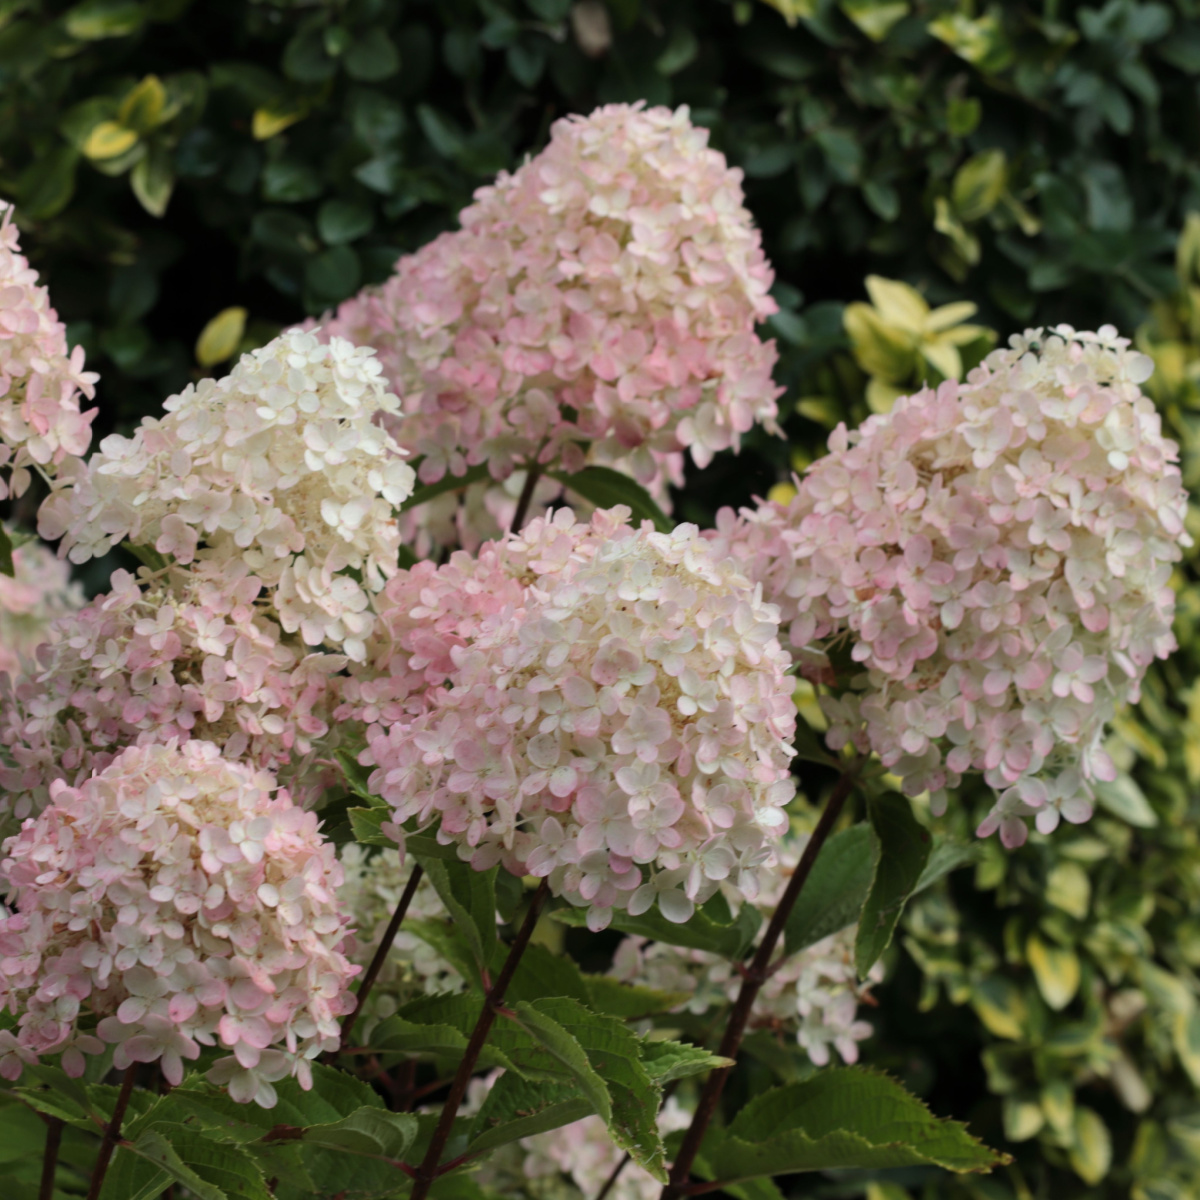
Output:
[{"xmin": 5, "ymin": 0, "xmax": 1200, "ymax": 1196}]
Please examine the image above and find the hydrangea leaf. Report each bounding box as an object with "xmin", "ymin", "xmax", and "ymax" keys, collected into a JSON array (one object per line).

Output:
[
  {"xmin": 410, "ymin": 851, "xmax": 499, "ymax": 985},
  {"xmin": 912, "ymin": 837, "xmax": 982, "ymax": 895},
  {"xmin": 363, "ymin": 1012, "xmax": 517, "ymax": 1073},
  {"xmin": 639, "ymin": 1039, "xmax": 733, "ymax": 1085},
  {"xmin": 122, "ymin": 1125, "xmax": 271, "ymax": 1200},
  {"xmin": 855, "ymin": 793, "xmax": 931, "ymax": 978},
  {"xmin": 783, "ymin": 824, "xmax": 873, "ymax": 954},
  {"xmin": 465, "ymin": 1075, "xmax": 592, "ymax": 1159},
  {"xmin": 518, "ymin": 997, "xmax": 668, "ymax": 1180},
  {"xmin": 399, "ymin": 462, "xmax": 493, "ymax": 512},
  {"xmin": 510, "ymin": 1001, "xmax": 613, "ymax": 1125},
  {"xmin": 0, "ymin": 525, "xmax": 12, "ymax": 577},
  {"xmin": 699, "ymin": 1068, "xmax": 1008, "ymax": 1183},
  {"xmin": 292, "ymin": 1107, "xmax": 418, "ymax": 1160},
  {"xmin": 554, "ymin": 891, "xmax": 761, "ymax": 959},
  {"xmin": 548, "ymin": 466, "xmax": 673, "ymax": 533}
]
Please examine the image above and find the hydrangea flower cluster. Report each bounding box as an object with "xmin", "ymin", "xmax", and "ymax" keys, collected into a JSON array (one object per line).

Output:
[
  {"xmin": 348, "ymin": 506, "xmax": 797, "ymax": 930},
  {"xmin": 321, "ymin": 103, "xmax": 781, "ymax": 496},
  {"xmin": 610, "ymin": 841, "xmax": 880, "ymax": 1067},
  {"xmin": 466, "ymin": 1073, "xmax": 692, "ymax": 1200},
  {"xmin": 336, "ymin": 843, "xmax": 466, "ymax": 1038},
  {"xmin": 0, "ymin": 535, "xmax": 83, "ymax": 681},
  {"xmin": 0, "ymin": 741, "xmax": 358, "ymax": 1106},
  {"xmin": 0, "ymin": 202, "xmax": 97, "ymax": 502},
  {"xmin": 0, "ymin": 564, "xmax": 345, "ymax": 828},
  {"xmin": 713, "ymin": 327, "xmax": 1190, "ymax": 846},
  {"xmin": 43, "ymin": 330, "xmax": 416, "ymax": 661}
]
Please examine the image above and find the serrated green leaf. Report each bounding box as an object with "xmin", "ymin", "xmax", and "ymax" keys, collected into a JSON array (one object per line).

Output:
[
  {"xmin": 98, "ymin": 1147, "xmax": 173, "ymax": 1200},
  {"xmin": 856, "ymin": 793, "xmax": 932, "ymax": 977},
  {"xmin": 522, "ymin": 997, "xmax": 667, "ymax": 1180},
  {"xmin": 349, "ymin": 806, "xmax": 396, "ymax": 848},
  {"xmin": 511, "ymin": 1001, "xmax": 613, "ymax": 1124},
  {"xmin": 124, "ymin": 1126, "xmax": 251, "ymax": 1200},
  {"xmin": 784, "ymin": 825, "xmax": 874, "ymax": 954},
  {"xmin": 554, "ymin": 891, "xmax": 761, "ymax": 959},
  {"xmin": 410, "ymin": 850, "xmax": 498, "ymax": 985},
  {"xmin": 0, "ymin": 525, "xmax": 12, "ymax": 578},
  {"xmin": 639, "ymin": 1039, "xmax": 732, "ymax": 1085},
  {"xmin": 298, "ymin": 1106, "xmax": 418, "ymax": 1160},
  {"xmin": 365, "ymin": 1011, "xmax": 516, "ymax": 1073},
  {"xmin": 507, "ymin": 941, "xmax": 593, "ymax": 1006},
  {"xmin": 547, "ymin": 466, "xmax": 673, "ymax": 532},
  {"xmin": 701, "ymin": 1068, "xmax": 1008, "ymax": 1183},
  {"xmin": 399, "ymin": 463, "xmax": 494, "ymax": 512},
  {"xmin": 912, "ymin": 837, "xmax": 982, "ymax": 895},
  {"xmin": 584, "ymin": 973, "xmax": 690, "ymax": 1019},
  {"xmin": 466, "ymin": 1074, "xmax": 592, "ymax": 1158}
]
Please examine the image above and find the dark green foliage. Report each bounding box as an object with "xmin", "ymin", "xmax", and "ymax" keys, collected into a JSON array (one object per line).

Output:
[{"xmin": 1, "ymin": 3, "xmax": 1197, "ymax": 1198}]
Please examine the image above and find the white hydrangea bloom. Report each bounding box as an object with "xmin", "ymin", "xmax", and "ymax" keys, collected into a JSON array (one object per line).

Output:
[{"xmin": 44, "ymin": 330, "xmax": 416, "ymax": 660}]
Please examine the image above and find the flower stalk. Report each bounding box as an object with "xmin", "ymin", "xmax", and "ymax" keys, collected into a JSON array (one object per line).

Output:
[
  {"xmin": 86, "ymin": 1063, "xmax": 138, "ymax": 1200},
  {"xmin": 337, "ymin": 861, "xmax": 426, "ymax": 1054},
  {"xmin": 660, "ymin": 763, "xmax": 861, "ymax": 1200},
  {"xmin": 407, "ymin": 879, "xmax": 552, "ymax": 1200}
]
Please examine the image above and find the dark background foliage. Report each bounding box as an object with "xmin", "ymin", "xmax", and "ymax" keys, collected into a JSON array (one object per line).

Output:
[{"xmin": 5, "ymin": 1, "xmax": 1200, "ymax": 1197}]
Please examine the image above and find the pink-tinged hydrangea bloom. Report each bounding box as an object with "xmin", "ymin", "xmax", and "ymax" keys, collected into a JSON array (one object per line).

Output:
[
  {"xmin": 345, "ymin": 506, "xmax": 796, "ymax": 930},
  {"xmin": 320, "ymin": 103, "xmax": 780, "ymax": 497},
  {"xmin": 713, "ymin": 327, "xmax": 1190, "ymax": 847},
  {"xmin": 0, "ymin": 535, "xmax": 83, "ymax": 681},
  {"xmin": 0, "ymin": 562, "xmax": 345, "ymax": 828},
  {"xmin": 336, "ymin": 843, "xmax": 466, "ymax": 1039},
  {"xmin": 0, "ymin": 202, "xmax": 97, "ymax": 502},
  {"xmin": 610, "ymin": 839, "xmax": 880, "ymax": 1066},
  {"xmin": 0, "ymin": 741, "xmax": 357, "ymax": 1105},
  {"xmin": 43, "ymin": 330, "xmax": 416, "ymax": 661}
]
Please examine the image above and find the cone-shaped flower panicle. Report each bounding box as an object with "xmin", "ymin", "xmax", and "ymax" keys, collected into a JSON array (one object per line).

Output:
[
  {"xmin": 43, "ymin": 329, "xmax": 416, "ymax": 661},
  {"xmin": 0, "ymin": 201, "xmax": 97, "ymax": 502},
  {"xmin": 0, "ymin": 562, "xmax": 347, "ymax": 829},
  {"xmin": 346, "ymin": 506, "xmax": 796, "ymax": 930},
  {"xmin": 0, "ymin": 535, "xmax": 83, "ymax": 682},
  {"xmin": 713, "ymin": 326, "xmax": 1190, "ymax": 847},
  {"xmin": 0, "ymin": 740, "xmax": 358, "ymax": 1106},
  {"xmin": 320, "ymin": 102, "xmax": 780, "ymax": 493}
]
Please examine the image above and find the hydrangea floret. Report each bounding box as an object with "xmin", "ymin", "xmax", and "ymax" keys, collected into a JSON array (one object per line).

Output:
[
  {"xmin": 320, "ymin": 103, "xmax": 781, "ymax": 495},
  {"xmin": 610, "ymin": 840, "xmax": 880, "ymax": 1067},
  {"xmin": 0, "ymin": 562, "xmax": 345, "ymax": 827},
  {"xmin": 0, "ymin": 534, "xmax": 83, "ymax": 681},
  {"xmin": 0, "ymin": 740, "xmax": 358, "ymax": 1106},
  {"xmin": 0, "ymin": 201, "xmax": 97, "ymax": 502},
  {"xmin": 713, "ymin": 327, "xmax": 1189, "ymax": 846},
  {"xmin": 43, "ymin": 329, "xmax": 416, "ymax": 661},
  {"xmin": 346, "ymin": 506, "xmax": 797, "ymax": 930}
]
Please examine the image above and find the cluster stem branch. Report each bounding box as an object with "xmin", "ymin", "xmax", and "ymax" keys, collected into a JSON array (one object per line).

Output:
[
  {"xmin": 659, "ymin": 763, "xmax": 860, "ymax": 1200},
  {"xmin": 407, "ymin": 879, "xmax": 552, "ymax": 1200},
  {"xmin": 86, "ymin": 1063, "xmax": 138, "ymax": 1200}
]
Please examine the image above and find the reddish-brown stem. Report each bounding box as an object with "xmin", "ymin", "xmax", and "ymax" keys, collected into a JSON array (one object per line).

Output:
[
  {"xmin": 86, "ymin": 1063, "xmax": 138, "ymax": 1200},
  {"xmin": 337, "ymin": 861, "xmax": 425, "ymax": 1054},
  {"xmin": 408, "ymin": 880, "xmax": 552, "ymax": 1199},
  {"xmin": 660, "ymin": 765, "xmax": 860, "ymax": 1200},
  {"xmin": 510, "ymin": 463, "xmax": 543, "ymax": 534},
  {"xmin": 39, "ymin": 1116, "xmax": 63, "ymax": 1200},
  {"xmin": 595, "ymin": 1150, "xmax": 631, "ymax": 1200}
]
